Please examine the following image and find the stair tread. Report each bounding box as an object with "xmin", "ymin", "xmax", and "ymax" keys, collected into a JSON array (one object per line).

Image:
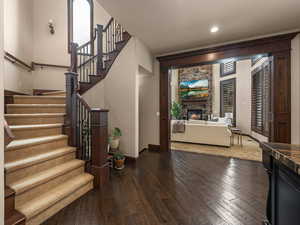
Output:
[
  {"xmin": 42, "ymin": 91, "xmax": 66, "ymax": 95},
  {"xmin": 5, "ymin": 146, "xmax": 76, "ymax": 173},
  {"xmin": 9, "ymin": 123, "xmax": 63, "ymax": 130},
  {"xmin": 7, "ymin": 104, "xmax": 65, "ymax": 107},
  {"xmin": 9, "ymin": 159, "xmax": 85, "ymax": 194},
  {"xmin": 17, "ymin": 173, "xmax": 93, "ymax": 219},
  {"xmin": 14, "ymin": 95, "xmax": 65, "ymax": 99},
  {"xmin": 7, "ymin": 135, "xmax": 68, "ymax": 151},
  {"xmin": 5, "ymin": 113, "xmax": 66, "ymax": 117}
]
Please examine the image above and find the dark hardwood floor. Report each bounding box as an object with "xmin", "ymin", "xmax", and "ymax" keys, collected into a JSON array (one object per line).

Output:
[{"xmin": 43, "ymin": 150, "xmax": 268, "ymax": 225}]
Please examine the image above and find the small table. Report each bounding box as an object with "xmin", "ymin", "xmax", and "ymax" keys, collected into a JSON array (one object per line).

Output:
[{"xmin": 230, "ymin": 128, "xmax": 243, "ymax": 147}]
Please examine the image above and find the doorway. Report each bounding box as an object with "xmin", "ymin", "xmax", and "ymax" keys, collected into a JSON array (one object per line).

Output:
[
  {"xmin": 169, "ymin": 56, "xmax": 272, "ymax": 161},
  {"xmin": 158, "ymin": 33, "xmax": 297, "ymax": 151}
]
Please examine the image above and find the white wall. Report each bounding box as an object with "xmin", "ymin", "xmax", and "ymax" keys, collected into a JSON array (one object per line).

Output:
[
  {"xmin": 291, "ymin": 34, "xmax": 300, "ymax": 144},
  {"xmin": 0, "ymin": 0, "xmax": 5, "ymax": 223},
  {"xmin": 3, "ymin": 0, "xmax": 34, "ymax": 93},
  {"xmin": 212, "ymin": 60, "xmax": 252, "ymax": 135}
]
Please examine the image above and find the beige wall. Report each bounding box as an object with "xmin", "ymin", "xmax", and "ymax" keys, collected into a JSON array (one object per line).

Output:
[
  {"xmin": 32, "ymin": 0, "xmax": 111, "ymax": 91},
  {"xmin": 137, "ymin": 60, "xmax": 159, "ymax": 151},
  {"xmin": 0, "ymin": 0, "xmax": 5, "ymax": 223},
  {"xmin": 212, "ymin": 60, "xmax": 252, "ymax": 135},
  {"xmin": 103, "ymin": 39, "xmax": 137, "ymax": 157},
  {"xmin": 3, "ymin": 0, "xmax": 111, "ymax": 92},
  {"xmin": 3, "ymin": 0, "xmax": 34, "ymax": 93},
  {"xmin": 170, "ymin": 69, "xmax": 179, "ymax": 104},
  {"xmin": 83, "ymin": 37, "xmax": 154, "ymax": 157}
]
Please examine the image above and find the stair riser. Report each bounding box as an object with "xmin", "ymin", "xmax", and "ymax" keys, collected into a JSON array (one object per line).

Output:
[
  {"xmin": 5, "ymin": 116, "xmax": 65, "ymax": 125},
  {"xmin": 7, "ymin": 106, "xmax": 65, "ymax": 114},
  {"xmin": 14, "ymin": 98, "xmax": 65, "ymax": 104},
  {"xmin": 12, "ymin": 127, "xmax": 63, "ymax": 140},
  {"xmin": 5, "ymin": 138, "xmax": 68, "ymax": 163},
  {"xmin": 6, "ymin": 152, "xmax": 76, "ymax": 184},
  {"xmin": 25, "ymin": 181, "xmax": 93, "ymax": 225},
  {"xmin": 15, "ymin": 166, "xmax": 85, "ymax": 207}
]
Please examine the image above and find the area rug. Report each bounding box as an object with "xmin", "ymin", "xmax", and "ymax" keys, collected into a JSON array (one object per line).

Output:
[{"xmin": 171, "ymin": 136, "xmax": 262, "ymax": 162}]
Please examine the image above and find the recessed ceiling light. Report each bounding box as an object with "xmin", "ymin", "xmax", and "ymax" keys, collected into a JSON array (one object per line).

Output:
[{"xmin": 210, "ymin": 26, "xmax": 219, "ymax": 33}]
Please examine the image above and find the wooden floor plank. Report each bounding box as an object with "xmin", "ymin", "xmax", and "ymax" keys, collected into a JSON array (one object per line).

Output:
[{"xmin": 43, "ymin": 150, "xmax": 268, "ymax": 225}]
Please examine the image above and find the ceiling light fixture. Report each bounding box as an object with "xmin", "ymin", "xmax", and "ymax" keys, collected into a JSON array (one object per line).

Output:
[{"xmin": 210, "ymin": 26, "xmax": 219, "ymax": 33}]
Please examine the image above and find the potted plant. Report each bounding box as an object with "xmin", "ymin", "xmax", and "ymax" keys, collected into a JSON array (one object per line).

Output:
[
  {"xmin": 171, "ymin": 101, "xmax": 183, "ymax": 120},
  {"xmin": 110, "ymin": 127, "xmax": 122, "ymax": 149},
  {"xmin": 113, "ymin": 151, "xmax": 125, "ymax": 170}
]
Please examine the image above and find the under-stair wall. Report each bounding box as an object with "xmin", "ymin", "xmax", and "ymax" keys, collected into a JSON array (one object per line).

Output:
[{"xmin": 83, "ymin": 37, "xmax": 154, "ymax": 158}]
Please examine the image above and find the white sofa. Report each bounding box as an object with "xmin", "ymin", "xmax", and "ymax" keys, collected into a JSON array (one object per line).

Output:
[{"xmin": 171, "ymin": 120, "xmax": 232, "ymax": 147}]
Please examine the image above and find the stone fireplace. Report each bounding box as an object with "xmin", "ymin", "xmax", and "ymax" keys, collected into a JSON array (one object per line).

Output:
[
  {"xmin": 187, "ymin": 109, "xmax": 203, "ymax": 120},
  {"xmin": 178, "ymin": 65, "xmax": 213, "ymax": 120}
]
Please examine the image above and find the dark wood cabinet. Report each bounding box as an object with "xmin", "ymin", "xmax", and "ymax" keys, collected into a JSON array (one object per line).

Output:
[{"xmin": 262, "ymin": 143, "xmax": 300, "ymax": 225}]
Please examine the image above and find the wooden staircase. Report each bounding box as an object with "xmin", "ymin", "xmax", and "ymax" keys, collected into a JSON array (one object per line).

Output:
[
  {"xmin": 5, "ymin": 93, "xmax": 94, "ymax": 225},
  {"xmin": 71, "ymin": 19, "xmax": 131, "ymax": 94},
  {"xmin": 4, "ymin": 17, "xmax": 130, "ymax": 225}
]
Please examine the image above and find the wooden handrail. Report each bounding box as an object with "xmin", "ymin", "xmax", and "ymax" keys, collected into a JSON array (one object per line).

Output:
[
  {"xmin": 78, "ymin": 54, "xmax": 99, "ymax": 69},
  {"xmin": 32, "ymin": 62, "xmax": 69, "ymax": 70},
  {"xmin": 4, "ymin": 52, "xmax": 33, "ymax": 71},
  {"xmin": 104, "ymin": 17, "xmax": 114, "ymax": 31},
  {"xmin": 77, "ymin": 93, "xmax": 108, "ymax": 112},
  {"xmin": 76, "ymin": 93, "xmax": 92, "ymax": 111},
  {"xmin": 4, "ymin": 51, "xmax": 70, "ymax": 71}
]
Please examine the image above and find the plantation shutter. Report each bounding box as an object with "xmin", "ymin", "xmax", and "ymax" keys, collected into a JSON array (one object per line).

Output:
[
  {"xmin": 252, "ymin": 71, "xmax": 263, "ymax": 132},
  {"xmin": 251, "ymin": 60, "xmax": 270, "ymax": 136},
  {"xmin": 220, "ymin": 61, "xmax": 236, "ymax": 77},
  {"xmin": 220, "ymin": 78, "xmax": 236, "ymax": 125}
]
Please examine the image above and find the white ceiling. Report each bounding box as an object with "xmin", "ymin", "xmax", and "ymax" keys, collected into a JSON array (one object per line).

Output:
[{"xmin": 96, "ymin": 0, "xmax": 300, "ymax": 55}]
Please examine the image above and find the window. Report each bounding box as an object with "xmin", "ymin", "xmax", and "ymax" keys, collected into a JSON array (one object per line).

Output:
[
  {"xmin": 68, "ymin": 0, "xmax": 94, "ymax": 52},
  {"xmin": 251, "ymin": 55, "xmax": 264, "ymax": 66},
  {"xmin": 220, "ymin": 61, "xmax": 236, "ymax": 77},
  {"xmin": 251, "ymin": 60, "xmax": 271, "ymax": 136},
  {"xmin": 220, "ymin": 78, "xmax": 236, "ymax": 125}
]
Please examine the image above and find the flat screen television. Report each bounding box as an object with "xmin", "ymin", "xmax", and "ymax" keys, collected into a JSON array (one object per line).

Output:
[{"xmin": 179, "ymin": 79, "xmax": 209, "ymax": 100}]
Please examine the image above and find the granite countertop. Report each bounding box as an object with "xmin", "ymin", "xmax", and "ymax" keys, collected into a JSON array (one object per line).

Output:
[{"xmin": 261, "ymin": 142, "xmax": 300, "ymax": 175}]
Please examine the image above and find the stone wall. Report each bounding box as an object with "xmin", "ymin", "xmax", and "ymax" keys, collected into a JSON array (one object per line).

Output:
[{"xmin": 178, "ymin": 65, "xmax": 213, "ymax": 119}]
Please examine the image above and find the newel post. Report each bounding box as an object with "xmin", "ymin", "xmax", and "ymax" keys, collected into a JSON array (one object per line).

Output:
[
  {"xmin": 64, "ymin": 42, "xmax": 78, "ymax": 148},
  {"xmin": 90, "ymin": 109, "xmax": 109, "ymax": 188},
  {"xmin": 64, "ymin": 72, "xmax": 78, "ymax": 148},
  {"xmin": 96, "ymin": 24, "xmax": 103, "ymax": 74}
]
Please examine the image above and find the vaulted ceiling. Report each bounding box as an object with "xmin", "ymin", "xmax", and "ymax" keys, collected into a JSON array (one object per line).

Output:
[{"xmin": 96, "ymin": 0, "xmax": 300, "ymax": 55}]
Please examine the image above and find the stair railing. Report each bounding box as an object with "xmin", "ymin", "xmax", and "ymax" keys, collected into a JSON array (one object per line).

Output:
[
  {"xmin": 65, "ymin": 70, "xmax": 109, "ymax": 188},
  {"xmin": 65, "ymin": 18, "xmax": 129, "ymax": 187},
  {"xmin": 71, "ymin": 18, "xmax": 128, "ymax": 85}
]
